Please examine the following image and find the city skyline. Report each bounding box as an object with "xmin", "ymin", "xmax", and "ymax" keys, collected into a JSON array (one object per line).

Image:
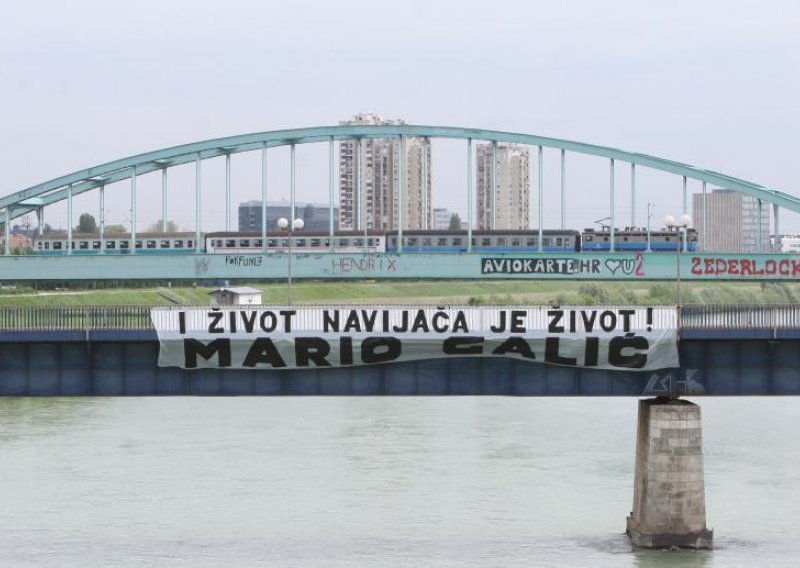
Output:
[{"xmin": 2, "ymin": 1, "xmax": 799, "ymax": 236}]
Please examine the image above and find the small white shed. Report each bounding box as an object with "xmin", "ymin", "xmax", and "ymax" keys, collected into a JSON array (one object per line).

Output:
[{"xmin": 209, "ymin": 287, "xmax": 263, "ymax": 306}]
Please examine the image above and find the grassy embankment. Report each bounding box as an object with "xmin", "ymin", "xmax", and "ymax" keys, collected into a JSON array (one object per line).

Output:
[{"xmin": 0, "ymin": 280, "xmax": 799, "ymax": 306}]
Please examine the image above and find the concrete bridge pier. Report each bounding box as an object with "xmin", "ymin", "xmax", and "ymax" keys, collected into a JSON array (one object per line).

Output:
[{"xmin": 626, "ymin": 397, "xmax": 713, "ymax": 550}]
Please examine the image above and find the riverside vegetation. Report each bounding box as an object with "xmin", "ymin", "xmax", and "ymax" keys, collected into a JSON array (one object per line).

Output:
[{"xmin": 0, "ymin": 280, "xmax": 798, "ymax": 307}]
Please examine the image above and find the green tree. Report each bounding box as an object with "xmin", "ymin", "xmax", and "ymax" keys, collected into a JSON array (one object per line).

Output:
[
  {"xmin": 104, "ymin": 224, "xmax": 127, "ymax": 234},
  {"xmin": 147, "ymin": 219, "xmax": 180, "ymax": 233},
  {"xmin": 76, "ymin": 213, "xmax": 97, "ymax": 233},
  {"xmin": 448, "ymin": 213, "xmax": 462, "ymax": 230}
]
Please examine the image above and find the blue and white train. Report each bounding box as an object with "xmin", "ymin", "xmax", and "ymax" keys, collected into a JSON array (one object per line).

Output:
[{"xmin": 33, "ymin": 227, "xmax": 698, "ymax": 255}]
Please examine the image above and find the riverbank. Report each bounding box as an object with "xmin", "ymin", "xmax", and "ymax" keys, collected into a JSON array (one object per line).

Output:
[{"xmin": 0, "ymin": 280, "xmax": 798, "ymax": 306}]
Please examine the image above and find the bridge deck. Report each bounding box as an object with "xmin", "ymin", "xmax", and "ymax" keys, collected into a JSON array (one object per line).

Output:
[{"xmin": 0, "ymin": 306, "xmax": 798, "ymax": 397}]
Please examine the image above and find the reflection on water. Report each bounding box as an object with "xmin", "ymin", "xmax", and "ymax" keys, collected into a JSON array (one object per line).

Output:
[
  {"xmin": 0, "ymin": 396, "xmax": 797, "ymax": 567},
  {"xmin": 633, "ymin": 550, "xmax": 711, "ymax": 568},
  {"xmin": 0, "ymin": 397, "xmax": 99, "ymax": 442}
]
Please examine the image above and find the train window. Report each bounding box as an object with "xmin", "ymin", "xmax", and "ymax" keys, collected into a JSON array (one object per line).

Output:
[
  {"xmin": 471, "ymin": 238, "xmax": 476, "ymax": 246},
  {"xmin": 225, "ymin": 239, "xmax": 236, "ymax": 247},
  {"xmin": 37, "ymin": 242, "xmax": 43, "ymax": 250},
  {"xmin": 174, "ymin": 240, "xmax": 184, "ymax": 248},
  {"xmin": 543, "ymin": 238, "xmax": 551, "ymax": 246},
  {"xmin": 366, "ymin": 238, "xmax": 373, "ymax": 246},
  {"xmin": 79, "ymin": 241, "xmax": 89, "ymax": 249},
  {"xmin": 147, "ymin": 240, "xmax": 157, "ymax": 249},
  {"xmin": 240, "ymin": 239, "xmax": 250, "ymax": 247},
  {"xmin": 295, "ymin": 239, "xmax": 306, "ymax": 247},
  {"xmin": 407, "ymin": 238, "xmax": 417, "ymax": 246},
  {"xmin": 135, "ymin": 241, "xmax": 143, "ymax": 249},
  {"xmin": 603, "ymin": 237, "xmax": 609, "ymax": 242},
  {"xmin": 584, "ymin": 236, "xmax": 593, "ymax": 242},
  {"xmin": 92, "ymin": 241, "xmax": 101, "ymax": 249},
  {"xmin": 482, "ymin": 238, "xmax": 491, "ymax": 246},
  {"xmin": 665, "ymin": 236, "xmax": 671, "ymax": 241},
  {"xmin": 106, "ymin": 241, "xmax": 116, "ymax": 249},
  {"xmin": 53, "ymin": 242, "xmax": 62, "ymax": 250},
  {"xmin": 188, "ymin": 241, "xmax": 195, "ymax": 248},
  {"xmin": 422, "ymin": 238, "xmax": 432, "ymax": 246},
  {"xmin": 254, "ymin": 240, "xmax": 263, "ymax": 248},
  {"xmin": 120, "ymin": 241, "xmax": 129, "ymax": 249},
  {"xmin": 526, "ymin": 238, "xmax": 536, "ymax": 246},
  {"xmin": 565, "ymin": 238, "xmax": 571, "ymax": 246},
  {"xmin": 310, "ymin": 238, "xmax": 321, "ymax": 247},
  {"xmin": 161, "ymin": 240, "xmax": 171, "ymax": 248},
  {"xmin": 623, "ymin": 237, "xmax": 629, "ymax": 242},
  {"xmin": 497, "ymin": 238, "xmax": 507, "ymax": 246},
  {"xmin": 555, "ymin": 238, "xmax": 562, "ymax": 246},
  {"xmin": 453, "ymin": 238, "xmax": 462, "ymax": 246},
  {"xmin": 512, "ymin": 237, "xmax": 521, "ymax": 246},
  {"xmin": 354, "ymin": 238, "xmax": 364, "ymax": 247},
  {"xmin": 437, "ymin": 238, "xmax": 448, "ymax": 246},
  {"xmin": 323, "ymin": 239, "xmax": 330, "ymax": 247},
  {"xmin": 339, "ymin": 238, "xmax": 349, "ymax": 246},
  {"xmin": 267, "ymin": 239, "xmax": 277, "ymax": 247}
]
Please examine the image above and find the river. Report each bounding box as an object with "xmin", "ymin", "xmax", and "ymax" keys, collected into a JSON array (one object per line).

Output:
[{"xmin": 0, "ymin": 396, "xmax": 797, "ymax": 567}]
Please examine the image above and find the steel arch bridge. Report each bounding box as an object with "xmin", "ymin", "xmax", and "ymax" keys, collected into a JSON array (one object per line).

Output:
[{"xmin": 1, "ymin": 124, "xmax": 798, "ymax": 282}]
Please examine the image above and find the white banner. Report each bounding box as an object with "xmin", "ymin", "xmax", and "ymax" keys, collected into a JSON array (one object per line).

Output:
[{"xmin": 151, "ymin": 306, "xmax": 678, "ymax": 371}]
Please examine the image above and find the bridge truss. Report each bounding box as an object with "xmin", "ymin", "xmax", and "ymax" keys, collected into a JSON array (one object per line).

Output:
[{"xmin": 3, "ymin": 125, "xmax": 798, "ymax": 256}]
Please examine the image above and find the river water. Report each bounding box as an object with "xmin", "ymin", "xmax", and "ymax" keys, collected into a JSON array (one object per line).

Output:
[{"xmin": 0, "ymin": 396, "xmax": 798, "ymax": 567}]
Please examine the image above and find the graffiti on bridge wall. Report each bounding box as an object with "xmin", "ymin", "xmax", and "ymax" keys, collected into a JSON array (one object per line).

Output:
[
  {"xmin": 482, "ymin": 253, "xmax": 646, "ymax": 277},
  {"xmin": 331, "ymin": 255, "xmax": 398, "ymax": 274},
  {"xmin": 691, "ymin": 256, "xmax": 800, "ymax": 278}
]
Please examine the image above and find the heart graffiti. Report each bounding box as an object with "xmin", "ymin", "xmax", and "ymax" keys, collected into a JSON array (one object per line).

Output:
[{"xmin": 605, "ymin": 258, "xmax": 636, "ymax": 275}]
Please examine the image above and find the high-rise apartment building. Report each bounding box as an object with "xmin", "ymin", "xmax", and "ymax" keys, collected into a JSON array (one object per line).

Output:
[
  {"xmin": 338, "ymin": 113, "xmax": 432, "ymax": 231},
  {"xmin": 692, "ymin": 189, "xmax": 770, "ymax": 252},
  {"xmin": 476, "ymin": 143, "xmax": 530, "ymax": 230}
]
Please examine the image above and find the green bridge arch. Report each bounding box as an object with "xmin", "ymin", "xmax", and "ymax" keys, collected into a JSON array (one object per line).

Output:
[{"xmin": 2, "ymin": 124, "xmax": 798, "ymax": 225}]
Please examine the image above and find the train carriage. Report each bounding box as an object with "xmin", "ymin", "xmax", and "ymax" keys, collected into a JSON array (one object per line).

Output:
[
  {"xmin": 34, "ymin": 232, "xmax": 198, "ymax": 255},
  {"xmin": 204, "ymin": 231, "xmax": 386, "ymax": 254},
  {"xmin": 385, "ymin": 230, "xmax": 581, "ymax": 253}
]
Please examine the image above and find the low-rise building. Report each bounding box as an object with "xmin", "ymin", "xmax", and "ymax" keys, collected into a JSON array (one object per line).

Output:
[
  {"xmin": 209, "ymin": 287, "xmax": 262, "ymax": 306},
  {"xmin": 239, "ymin": 201, "xmax": 338, "ymax": 233}
]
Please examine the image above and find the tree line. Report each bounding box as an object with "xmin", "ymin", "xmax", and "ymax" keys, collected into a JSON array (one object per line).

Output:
[{"xmin": 41, "ymin": 214, "xmax": 179, "ymax": 234}]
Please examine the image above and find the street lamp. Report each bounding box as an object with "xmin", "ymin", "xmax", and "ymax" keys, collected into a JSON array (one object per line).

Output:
[
  {"xmin": 277, "ymin": 217, "xmax": 304, "ymax": 305},
  {"xmin": 664, "ymin": 213, "xmax": 692, "ymax": 306}
]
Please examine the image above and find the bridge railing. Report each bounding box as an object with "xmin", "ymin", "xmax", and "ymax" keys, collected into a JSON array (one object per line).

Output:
[
  {"xmin": 679, "ymin": 305, "xmax": 800, "ymax": 329},
  {"xmin": 0, "ymin": 306, "xmax": 153, "ymax": 331},
  {"xmin": 1, "ymin": 305, "xmax": 800, "ymax": 332}
]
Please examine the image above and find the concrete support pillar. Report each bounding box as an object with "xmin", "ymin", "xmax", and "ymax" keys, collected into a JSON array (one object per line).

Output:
[{"xmin": 626, "ymin": 398, "xmax": 713, "ymax": 550}]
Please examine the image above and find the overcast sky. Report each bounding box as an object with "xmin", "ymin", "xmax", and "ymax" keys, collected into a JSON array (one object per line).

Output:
[{"xmin": 2, "ymin": 0, "xmax": 799, "ymax": 232}]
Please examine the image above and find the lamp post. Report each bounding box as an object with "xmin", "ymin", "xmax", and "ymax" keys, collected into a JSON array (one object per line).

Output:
[
  {"xmin": 664, "ymin": 213, "xmax": 692, "ymax": 306},
  {"xmin": 277, "ymin": 217, "xmax": 304, "ymax": 305}
]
